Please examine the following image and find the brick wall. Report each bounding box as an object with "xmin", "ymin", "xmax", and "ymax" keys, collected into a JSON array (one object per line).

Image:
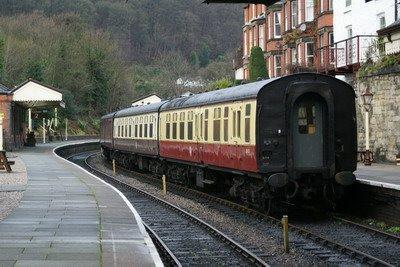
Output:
[{"xmin": 0, "ymin": 94, "xmax": 12, "ymax": 150}]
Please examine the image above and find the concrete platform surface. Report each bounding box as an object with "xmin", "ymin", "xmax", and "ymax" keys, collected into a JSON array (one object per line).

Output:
[
  {"xmin": 0, "ymin": 141, "xmax": 162, "ymax": 267},
  {"xmin": 356, "ymin": 163, "xmax": 400, "ymax": 190}
]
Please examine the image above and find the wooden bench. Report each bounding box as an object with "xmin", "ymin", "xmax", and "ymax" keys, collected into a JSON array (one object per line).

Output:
[{"xmin": 0, "ymin": 151, "xmax": 14, "ymax": 173}]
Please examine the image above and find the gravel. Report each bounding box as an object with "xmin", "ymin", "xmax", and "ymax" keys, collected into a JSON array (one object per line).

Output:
[
  {"xmin": 88, "ymin": 155, "xmax": 359, "ymax": 266},
  {"xmin": 0, "ymin": 154, "xmax": 27, "ymax": 221},
  {"xmin": 296, "ymin": 219, "xmax": 400, "ymax": 265}
]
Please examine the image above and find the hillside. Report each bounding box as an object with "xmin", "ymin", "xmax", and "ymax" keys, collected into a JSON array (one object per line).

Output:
[{"xmin": 0, "ymin": 0, "xmax": 243, "ymax": 132}]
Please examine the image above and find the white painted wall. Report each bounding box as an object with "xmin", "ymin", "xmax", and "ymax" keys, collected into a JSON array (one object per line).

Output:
[
  {"xmin": 333, "ymin": 0, "xmax": 396, "ymax": 68},
  {"xmin": 131, "ymin": 95, "xmax": 161, "ymax": 106},
  {"xmin": 333, "ymin": 0, "xmax": 396, "ymax": 43},
  {"xmin": 13, "ymin": 81, "xmax": 62, "ymax": 102}
]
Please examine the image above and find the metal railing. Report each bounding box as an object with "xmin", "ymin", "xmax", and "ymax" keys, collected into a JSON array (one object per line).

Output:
[{"xmin": 315, "ymin": 35, "xmax": 380, "ymax": 73}]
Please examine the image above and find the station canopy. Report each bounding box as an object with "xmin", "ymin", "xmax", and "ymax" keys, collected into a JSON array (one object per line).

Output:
[
  {"xmin": 203, "ymin": 0, "xmax": 280, "ymax": 4},
  {"xmin": 11, "ymin": 79, "xmax": 65, "ymax": 109}
]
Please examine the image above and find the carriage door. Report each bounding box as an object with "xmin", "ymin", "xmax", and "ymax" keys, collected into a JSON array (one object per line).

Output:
[
  {"xmin": 231, "ymin": 104, "xmax": 242, "ymax": 169},
  {"xmin": 292, "ymin": 94, "xmax": 324, "ymax": 168}
]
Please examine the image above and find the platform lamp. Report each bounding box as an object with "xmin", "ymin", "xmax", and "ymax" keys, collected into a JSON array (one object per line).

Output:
[{"xmin": 361, "ymin": 89, "xmax": 374, "ymax": 166}]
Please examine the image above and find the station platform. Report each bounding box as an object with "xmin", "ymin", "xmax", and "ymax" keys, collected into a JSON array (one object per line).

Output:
[
  {"xmin": 356, "ymin": 163, "xmax": 400, "ymax": 190},
  {"xmin": 0, "ymin": 141, "xmax": 162, "ymax": 267}
]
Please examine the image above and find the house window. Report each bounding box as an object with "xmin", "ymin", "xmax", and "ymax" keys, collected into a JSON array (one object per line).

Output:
[
  {"xmin": 274, "ymin": 55, "xmax": 282, "ymax": 77},
  {"xmin": 305, "ymin": 0, "xmax": 314, "ymax": 21},
  {"xmin": 377, "ymin": 13, "xmax": 386, "ymax": 29},
  {"xmin": 328, "ymin": 32, "xmax": 334, "ymax": 63},
  {"xmin": 320, "ymin": 34, "xmax": 324, "ymax": 65},
  {"xmin": 291, "ymin": 0, "xmax": 298, "ymax": 28},
  {"xmin": 285, "ymin": 4, "xmax": 289, "ymax": 32},
  {"xmin": 306, "ymin": 42, "xmax": 314, "ymax": 66},
  {"xmin": 252, "ymin": 4, "xmax": 256, "ymax": 18},
  {"xmin": 259, "ymin": 24, "xmax": 265, "ymax": 51},
  {"xmin": 320, "ymin": 0, "xmax": 324, "ymax": 13},
  {"xmin": 274, "ymin": 12, "xmax": 281, "ymax": 38},
  {"xmin": 253, "ymin": 27, "xmax": 257, "ymax": 46},
  {"xmin": 345, "ymin": 0, "xmax": 351, "ymax": 7},
  {"xmin": 328, "ymin": 0, "xmax": 333, "ymax": 11}
]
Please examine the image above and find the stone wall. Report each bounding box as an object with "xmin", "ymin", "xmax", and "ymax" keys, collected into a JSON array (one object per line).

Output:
[{"xmin": 353, "ymin": 71, "xmax": 400, "ymax": 162}]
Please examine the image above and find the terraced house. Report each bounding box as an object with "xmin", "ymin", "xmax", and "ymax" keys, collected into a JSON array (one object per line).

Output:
[{"xmin": 237, "ymin": 0, "xmax": 334, "ymax": 79}]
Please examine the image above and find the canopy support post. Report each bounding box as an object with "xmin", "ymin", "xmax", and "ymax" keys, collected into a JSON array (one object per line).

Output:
[{"xmin": 28, "ymin": 108, "xmax": 32, "ymax": 132}]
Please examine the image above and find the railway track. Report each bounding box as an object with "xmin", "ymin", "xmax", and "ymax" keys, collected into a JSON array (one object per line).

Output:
[
  {"xmin": 85, "ymin": 152, "xmax": 399, "ymax": 266},
  {"xmin": 69, "ymin": 152, "xmax": 268, "ymax": 267}
]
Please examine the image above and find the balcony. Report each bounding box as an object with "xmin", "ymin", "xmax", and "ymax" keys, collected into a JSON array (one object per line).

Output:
[{"xmin": 315, "ymin": 35, "xmax": 379, "ymax": 74}]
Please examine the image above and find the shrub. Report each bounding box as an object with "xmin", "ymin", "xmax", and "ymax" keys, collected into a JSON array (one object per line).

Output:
[{"xmin": 249, "ymin": 46, "xmax": 268, "ymax": 81}]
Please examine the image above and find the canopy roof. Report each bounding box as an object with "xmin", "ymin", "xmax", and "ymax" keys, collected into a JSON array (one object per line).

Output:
[{"xmin": 11, "ymin": 79, "xmax": 64, "ymax": 108}]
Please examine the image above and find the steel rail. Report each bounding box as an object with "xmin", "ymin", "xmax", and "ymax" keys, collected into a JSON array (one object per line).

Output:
[
  {"xmin": 83, "ymin": 153, "xmax": 269, "ymax": 267},
  {"xmin": 142, "ymin": 222, "xmax": 182, "ymax": 267},
  {"xmin": 332, "ymin": 216, "xmax": 400, "ymax": 244},
  {"xmin": 88, "ymin": 153, "xmax": 394, "ymax": 267}
]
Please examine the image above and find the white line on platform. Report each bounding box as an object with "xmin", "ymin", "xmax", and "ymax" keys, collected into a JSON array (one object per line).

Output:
[
  {"xmin": 357, "ymin": 178, "xmax": 400, "ymax": 191},
  {"xmin": 53, "ymin": 142, "xmax": 164, "ymax": 267}
]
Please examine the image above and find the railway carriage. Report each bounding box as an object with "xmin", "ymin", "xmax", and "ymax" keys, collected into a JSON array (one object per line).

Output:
[{"xmin": 100, "ymin": 73, "xmax": 357, "ymax": 208}]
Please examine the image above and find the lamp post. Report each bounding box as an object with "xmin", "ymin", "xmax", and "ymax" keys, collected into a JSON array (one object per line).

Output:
[{"xmin": 361, "ymin": 90, "xmax": 374, "ymax": 166}]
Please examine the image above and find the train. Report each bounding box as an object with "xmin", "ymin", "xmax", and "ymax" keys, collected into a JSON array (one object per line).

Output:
[{"xmin": 100, "ymin": 73, "xmax": 357, "ymax": 210}]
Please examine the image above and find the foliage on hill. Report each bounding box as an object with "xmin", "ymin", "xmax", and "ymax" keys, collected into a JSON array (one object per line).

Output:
[{"xmin": 0, "ymin": 1, "xmax": 242, "ymax": 133}]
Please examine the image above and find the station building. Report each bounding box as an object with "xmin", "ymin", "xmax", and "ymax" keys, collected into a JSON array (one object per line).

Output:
[{"xmin": 0, "ymin": 79, "xmax": 64, "ymax": 151}]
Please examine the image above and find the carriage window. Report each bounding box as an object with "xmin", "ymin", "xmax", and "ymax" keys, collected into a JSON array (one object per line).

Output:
[
  {"xmin": 166, "ymin": 123, "xmax": 170, "ymax": 139},
  {"xmin": 298, "ymin": 103, "xmax": 316, "ymax": 134},
  {"xmin": 118, "ymin": 126, "xmax": 120, "ymax": 137},
  {"xmin": 180, "ymin": 121, "xmax": 185, "ymax": 140},
  {"xmin": 149, "ymin": 124, "xmax": 153, "ymax": 138},
  {"xmin": 187, "ymin": 121, "xmax": 193, "ymax": 140},
  {"xmin": 129, "ymin": 125, "xmax": 132, "ymax": 137},
  {"xmin": 245, "ymin": 104, "xmax": 251, "ymax": 142},
  {"xmin": 139, "ymin": 124, "xmax": 143, "ymax": 137},
  {"xmin": 204, "ymin": 109, "xmax": 209, "ymax": 141},
  {"xmin": 144, "ymin": 124, "xmax": 148, "ymax": 138},
  {"xmin": 223, "ymin": 107, "xmax": 229, "ymax": 142},
  {"xmin": 245, "ymin": 104, "xmax": 251, "ymax": 116},
  {"xmin": 125, "ymin": 125, "xmax": 128, "ymax": 137},
  {"xmin": 135, "ymin": 125, "xmax": 138, "ymax": 137},
  {"xmin": 213, "ymin": 108, "xmax": 221, "ymax": 141},
  {"xmin": 187, "ymin": 111, "xmax": 193, "ymax": 140},
  {"xmin": 173, "ymin": 122, "xmax": 177, "ymax": 139},
  {"xmin": 232, "ymin": 111, "xmax": 236, "ymax": 138},
  {"xmin": 237, "ymin": 110, "xmax": 241, "ymax": 138},
  {"xmin": 200, "ymin": 114, "xmax": 203, "ymax": 139}
]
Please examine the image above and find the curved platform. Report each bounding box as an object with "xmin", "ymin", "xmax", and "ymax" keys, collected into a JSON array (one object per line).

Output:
[
  {"xmin": 356, "ymin": 163, "xmax": 400, "ymax": 191},
  {"xmin": 0, "ymin": 141, "xmax": 162, "ymax": 267}
]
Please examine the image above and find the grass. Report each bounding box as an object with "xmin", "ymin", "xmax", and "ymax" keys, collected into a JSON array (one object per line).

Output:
[{"xmin": 364, "ymin": 218, "xmax": 400, "ymax": 234}]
